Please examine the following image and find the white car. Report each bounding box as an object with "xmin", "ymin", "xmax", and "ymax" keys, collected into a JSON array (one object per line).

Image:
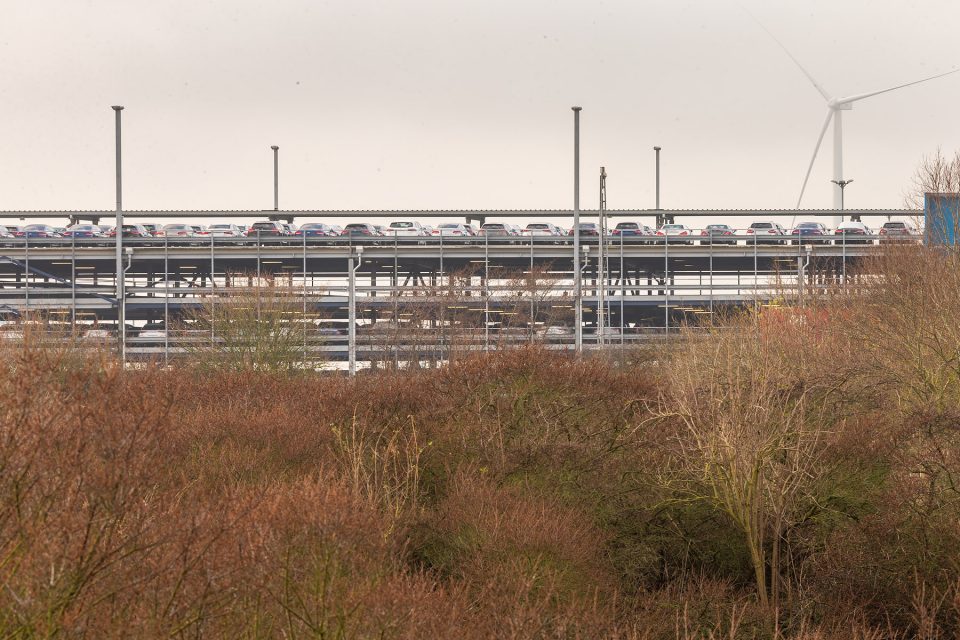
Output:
[
  {"xmin": 434, "ymin": 223, "xmax": 473, "ymax": 237},
  {"xmin": 387, "ymin": 221, "xmax": 428, "ymax": 237},
  {"xmin": 657, "ymin": 224, "xmax": 695, "ymax": 244},
  {"xmin": 834, "ymin": 221, "xmax": 873, "ymax": 244},
  {"xmin": 522, "ymin": 223, "xmax": 565, "ymax": 237},
  {"xmin": 160, "ymin": 223, "xmax": 197, "ymax": 238},
  {"xmin": 208, "ymin": 223, "xmax": 245, "ymax": 238},
  {"xmin": 137, "ymin": 323, "xmax": 168, "ymax": 339}
]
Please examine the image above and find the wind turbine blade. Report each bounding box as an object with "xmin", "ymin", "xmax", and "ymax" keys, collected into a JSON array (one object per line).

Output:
[
  {"xmin": 742, "ymin": 6, "xmax": 832, "ymax": 101},
  {"xmin": 837, "ymin": 67, "xmax": 960, "ymax": 104},
  {"xmin": 796, "ymin": 110, "xmax": 834, "ymax": 208}
]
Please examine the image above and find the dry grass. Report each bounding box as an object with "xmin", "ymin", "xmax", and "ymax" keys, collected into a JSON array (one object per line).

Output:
[{"xmin": 5, "ymin": 245, "xmax": 960, "ymax": 637}]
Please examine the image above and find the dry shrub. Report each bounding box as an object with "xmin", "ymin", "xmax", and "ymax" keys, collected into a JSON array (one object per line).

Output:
[
  {"xmin": 181, "ymin": 278, "xmax": 318, "ymax": 372},
  {"xmin": 410, "ymin": 471, "xmax": 630, "ymax": 637},
  {"xmin": 655, "ymin": 309, "xmax": 845, "ymax": 616}
]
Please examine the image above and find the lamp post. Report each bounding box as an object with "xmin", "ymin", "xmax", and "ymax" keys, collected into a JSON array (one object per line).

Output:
[
  {"xmin": 572, "ymin": 106, "xmax": 582, "ymax": 354},
  {"xmin": 271, "ymin": 145, "xmax": 279, "ymax": 213},
  {"xmin": 348, "ymin": 246, "xmax": 363, "ymax": 377},
  {"xmin": 831, "ymin": 179, "xmax": 854, "ymax": 221},
  {"xmin": 111, "ymin": 105, "xmax": 124, "ymax": 362},
  {"xmin": 654, "ymin": 146, "xmax": 664, "ymax": 227}
]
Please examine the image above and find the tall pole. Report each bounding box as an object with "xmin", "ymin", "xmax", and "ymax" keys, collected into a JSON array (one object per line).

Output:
[
  {"xmin": 271, "ymin": 145, "xmax": 279, "ymax": 212},
  {"xmin": 348, "ymin": 247, "xmax": 362, "ymax": 376},
  {"xmin": 112, "ymin": 106, "xmax": 124, "ymax": 363},
  {"xmin": 598, "ymin": 166, "xmax": 607, "ymax": 347},
  {"xmin": 831, "ymin": 178, "xmax": 854, "ymax": 221},
  {"xmin": 654, "ymin": 146, "xmax": 662, "ymax": 227},
  {"xmin": 572, "ymin": 107, "xmax": 582, "ymax": 354}
]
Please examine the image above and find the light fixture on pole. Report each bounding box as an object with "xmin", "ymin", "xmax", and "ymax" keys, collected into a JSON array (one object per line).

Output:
[
  {"xmin": 830, "ymin": 179, "xmax": 854, "ymax": 221},
  {"xmin": 572, "ymin": 106, "xmax": 582, "ymax": 354},
  {"xmin": 111, "ymin": 105, "xmax": 124, "ymax": 363}
]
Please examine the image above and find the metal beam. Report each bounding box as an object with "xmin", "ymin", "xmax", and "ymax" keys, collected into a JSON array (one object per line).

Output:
[{"xmin": 1, "ymin": 208, "xmax": 920, "ymax": 222}]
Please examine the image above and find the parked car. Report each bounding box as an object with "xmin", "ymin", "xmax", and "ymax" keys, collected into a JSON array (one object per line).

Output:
[
  {"xmin": 108, "ymin": 224, "xmax": 152, "ymax": 238},
  {"xmin": 613, "ymin": 222, "xmax": 655, "ymax": 238},
  {"xmin": 280, "ymin": 223, "xmax": 296, "ymax": 236},
  {"xmin": 535, "ymin": 325, "xmax": 572, "ymax": 337},
  {"xmin": 834, "ymin": 221, "xmax": 873, "ymax": 244},
  {"xmin": 160, "ymin": 223, "xmax": 197, "ymax": 238},
  {"xmin": 879, "ymin": 220, "xmax": 920, "ymax": 242},
  {"xmin": 700, "ymin": 223, "xmax": 738, "ymax": 245},
  {"xmin": 208, "ymin": 223, "xmax": 246, "ymax": 238},
  {"xmin": 82, "ymin": 328, "xmax": 114, "ymax": 341},
  {"xmin": 388, "ymin": 221, "xmax": 428, "ymax": 237},
  {"xmin": 479, "ymin": 223, "xmax": 513, "ymax": 237},
  {"xmin": 746, "ymin": 221, "xmax": 788, "ymax": 244},
  {"xmin": 790, "ymin": 221, "xmax": 831, "ymax": 244},
  {"xmin": 522, "ymin": 222, "xmax": 565, "ymax": 237},
  {"xmin": 190, "ymin": 225, "xmax": 211, "ymax": 237},
  {"xmin": 23, "ymin": 224, "xmax": 63, "ymax": 239},
  {"xmin": 569, "ymin": 222, "xmax": 600, "ymax": 237},
  {"xmin": 247, "ymin": 221, "xmax": 287, "ymax": 237},
  {"xmin": 657, "ymin": 223, "xmax": 695, "ymax": 244},
  {"xmin": 4, "ymin": 225, "xmax": 26, "ymax": 238},
  {"xmin": 141, "ymin": 223, "xmax": 163, "ymax": 237},
  {"xmin": 64, "ymin": 224, "xmax": 106, "ymax": 239},
  {"xmin": 434, "ymin": 223, "xmax": 473, "ymax": 237},
  {"xmin": 295, "ymin": 223, "xmax": 339, "ymax": 237},
  {"xmin": 137, "ymin": 322, "xmax": 168, "ymax": 340},
  {"xmin": 341, "ymin": 223, "xmax": 381, "ymax": 237}
]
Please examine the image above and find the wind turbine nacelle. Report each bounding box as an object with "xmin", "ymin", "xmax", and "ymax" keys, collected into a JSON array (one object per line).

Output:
[{"xmin": 828, "ymin": 100, "xmax": 853, "ymax": 110}]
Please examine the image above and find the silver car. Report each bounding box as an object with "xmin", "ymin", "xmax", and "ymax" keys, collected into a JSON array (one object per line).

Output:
[{"xmin": 208, "ymin": 223, "xmax": 246, "ymax": 238}]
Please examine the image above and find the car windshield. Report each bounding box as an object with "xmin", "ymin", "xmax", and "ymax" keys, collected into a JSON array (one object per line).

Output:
[
  {"xmin": 662, "ymin": 225, "xmax": 683, "ymax": 230},
  {"xmin": 527, "ymin": 224, "xmax": 549, "ymax": 229},
  {"xmin": 390, "ymin": 222, "xmax": 414, "ymax": 228},
  {"xmin": 252, "ymin": 223, "xmax": 276, "ymax": 229},
  {"xmin": 707, "ymin": 225, "xmax": 729, "ymax": 230},
  {"xmin": 483, "ymin": 224, "xmax": 505, "ymax": 229},
  {"xmin": 209, "ymin": 224, "xmax": 232, "ymax": 229},
  {"xmin": 797, "ymin": 223, "xmax": 820, "ymax": 228},
  {"xmin": 883, "ymin": 222, "xmax": 906, "ymax": 228},
  {"xmin": 439, "ymin": 224, "xmax": 461, "ymax": 228},
  {"xmin": 616, "ymin": 223, "xmax": 638, "ymax": 228},
  {"xmin": 751, "ymin": 223, "xmax": 772, "ymax": 229}
]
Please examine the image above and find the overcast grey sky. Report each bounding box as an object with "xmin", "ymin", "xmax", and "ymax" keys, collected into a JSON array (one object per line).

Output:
[{"xmin": 3, "ymin": 0, "xmax": 959, "ymax": 218}]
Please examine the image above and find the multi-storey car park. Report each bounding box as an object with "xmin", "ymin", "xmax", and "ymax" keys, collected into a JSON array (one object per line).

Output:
[{"xmin": 0, "ymin": 208, "xmax": 923, "ymax": 366}]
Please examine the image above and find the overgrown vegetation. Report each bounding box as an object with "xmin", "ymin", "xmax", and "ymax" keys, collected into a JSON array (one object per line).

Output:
[{"xmin": 3, "ymin": 244, "xmax": 960, "ymax": 638}]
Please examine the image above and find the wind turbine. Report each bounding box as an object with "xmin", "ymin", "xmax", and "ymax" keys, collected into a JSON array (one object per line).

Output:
[
  {"xmin": 793, "ymin": 61, "xmax": 958, "ymax": 215},
  {"xmin": 751, "ymin": 16, "xmax": 958, "ymax": 217}
]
